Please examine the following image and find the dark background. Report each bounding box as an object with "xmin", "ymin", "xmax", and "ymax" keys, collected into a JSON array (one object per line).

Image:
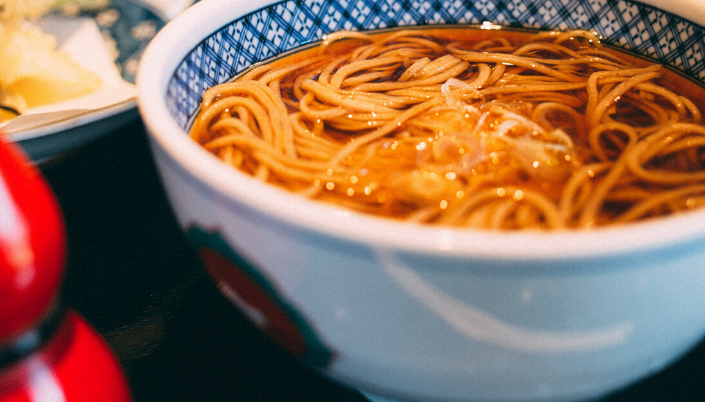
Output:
[{"xmin": 37, "ymin": 119, "xmax": 705, "ymax": 401}]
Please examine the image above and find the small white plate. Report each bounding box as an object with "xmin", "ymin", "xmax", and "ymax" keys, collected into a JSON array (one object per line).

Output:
[{"xmin": 3, "ymin": 0, "xmax": 177, "ymax": 163}]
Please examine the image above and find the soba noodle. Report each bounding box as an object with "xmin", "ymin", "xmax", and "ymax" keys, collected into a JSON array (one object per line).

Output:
[{"xmin": 190, "ymin": 28, "xmax": 705, "ymax": 230}]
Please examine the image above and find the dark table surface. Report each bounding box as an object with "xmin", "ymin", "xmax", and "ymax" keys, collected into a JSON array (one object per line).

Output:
[{"xmin": 36, "ymin": 117, "xmax": 705, "ymax": 402}]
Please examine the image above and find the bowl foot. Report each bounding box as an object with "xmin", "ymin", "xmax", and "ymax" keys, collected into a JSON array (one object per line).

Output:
[
  {"xmin": 359, "ymin": 389, "xmax": 402, "ymax": 402},
  {"xmin": 357, "ymin": 387, "xmax": 609, "ymax": 402}
]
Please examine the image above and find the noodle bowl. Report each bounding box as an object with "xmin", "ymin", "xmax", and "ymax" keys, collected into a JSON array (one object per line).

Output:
[
  {"xmin": 138, "ymin": 0, "xmax": 705, "ymax": 400},
  {"xmin": 190, "ymin": 28, "xmax": 705, "ymax": 230}
]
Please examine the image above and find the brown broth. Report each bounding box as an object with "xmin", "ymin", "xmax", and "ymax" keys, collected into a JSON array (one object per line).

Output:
[
  {"xmin": 197, "ymin": 27, "xmax": 705, "ymax": 229},
  {"xmin": 250, "ymin": 27, "xmax": 705, "ymax": 140}
]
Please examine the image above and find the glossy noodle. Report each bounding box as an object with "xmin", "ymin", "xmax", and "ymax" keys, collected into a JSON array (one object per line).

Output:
[{"xmin": 190, "ymin": 28, "xmax": 705, "ymax": 230}]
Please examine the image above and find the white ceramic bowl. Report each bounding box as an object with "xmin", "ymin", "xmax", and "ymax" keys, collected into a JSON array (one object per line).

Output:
[{"xmin": 137, "ymin": 0, "xmax": 705, "ymax": 400}]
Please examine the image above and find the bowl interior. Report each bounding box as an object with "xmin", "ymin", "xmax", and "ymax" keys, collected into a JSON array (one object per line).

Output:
[
  {"xmin": 165, "ymin": 0, "xmax": 705, "ymax": 129},
  {"xmin": 139, "ymin": 0, "xmax": 705, "ymax": 259}
]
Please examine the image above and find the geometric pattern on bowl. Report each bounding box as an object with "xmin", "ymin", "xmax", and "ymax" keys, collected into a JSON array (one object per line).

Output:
[{"xmin": 166, "ymin": 0, "xmax": 705, "ymax": 129}]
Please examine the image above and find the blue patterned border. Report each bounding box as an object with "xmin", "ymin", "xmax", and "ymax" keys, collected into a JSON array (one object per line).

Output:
[{"xmin": 166, "ymin": 0, "xmax": 705, "ymax": 130}]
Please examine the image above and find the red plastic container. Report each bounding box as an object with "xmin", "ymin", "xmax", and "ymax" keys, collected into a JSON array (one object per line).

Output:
[{"xmin": 0, "ymin": 137, "xmax": 132, "ymax": 401}]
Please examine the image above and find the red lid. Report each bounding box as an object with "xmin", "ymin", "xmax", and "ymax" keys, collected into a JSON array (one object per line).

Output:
[{"xmin": 0, "ymin": 138, "xmax": 66, "ymax": 342}]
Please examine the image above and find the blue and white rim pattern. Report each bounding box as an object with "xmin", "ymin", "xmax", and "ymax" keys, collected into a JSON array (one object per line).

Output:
[{"xmin": 166, "ymin": 0, "xmax": 705, "ymax": 130}]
